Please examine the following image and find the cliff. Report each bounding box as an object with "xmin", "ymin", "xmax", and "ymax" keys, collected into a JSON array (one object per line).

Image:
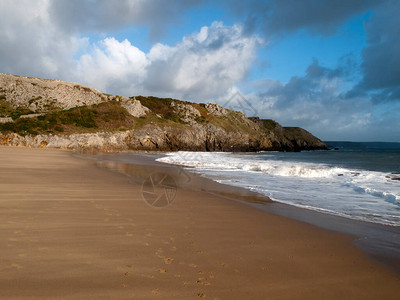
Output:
[{"xmin": 0, "ymin": 73, "xmax": 327, "ymax": 152}]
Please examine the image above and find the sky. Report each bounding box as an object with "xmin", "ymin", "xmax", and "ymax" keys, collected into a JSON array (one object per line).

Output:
[{"xmin": 0, "ymin": 0, "xmax": 399, "ymax": 142}]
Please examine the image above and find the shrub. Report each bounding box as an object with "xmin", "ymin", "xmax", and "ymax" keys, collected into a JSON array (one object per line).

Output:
[
  {"xmin": 136, "ymin": 96, "xmax": 182, "ymax": 123},
  {"xmin": 0, "ymin": 100, "xmax": 137, "ymax": 136}
]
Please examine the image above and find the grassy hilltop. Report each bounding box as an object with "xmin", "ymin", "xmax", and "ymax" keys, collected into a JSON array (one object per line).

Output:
[{"xmin": 0, "ymin": 74, "xmax": 326, "ymax": 151}]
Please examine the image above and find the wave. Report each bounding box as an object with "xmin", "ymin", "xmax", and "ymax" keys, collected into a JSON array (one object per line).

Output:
[
  {"xmin": 158, "ymin": 152, "xmax": 362, "ymax": 179},
  {"xmin": 157, "ymin": 152, "xmax": 400, "ymax": 226}
]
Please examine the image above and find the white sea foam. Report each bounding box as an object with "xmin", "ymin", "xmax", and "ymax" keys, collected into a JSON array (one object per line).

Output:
[{"xmin": 157, "ymin": 151, "xmax": 400, "ymax": 226}]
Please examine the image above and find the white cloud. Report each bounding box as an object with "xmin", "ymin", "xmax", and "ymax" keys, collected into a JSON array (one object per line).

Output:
[
  {"xmin": 162, "ymin": 23, "xmax": 260, "ymax": 98},
  {"xmin": 0, "ymin": 1, "xmax": 260, "ymax": 100},
  {"xmin": 76, "ymin": 22, "xmax": 261, "ymax": 99},
  {"xmin": 0, "ymin": 0, "xmax": 86, "ymax": 79},
  {"xmin": 233, "ymin": 61, "xmax": 399, "ymax": 141},
  {"xmin": 77, "ymin": 38, "xmax": 149, "ymax": 93},
  {"xmin": 145, "ymin": 22, "xmax": 262, "ymax": 99}
]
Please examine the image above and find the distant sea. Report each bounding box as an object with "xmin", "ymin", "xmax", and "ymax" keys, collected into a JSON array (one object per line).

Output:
[{"xmin": 157, "ymin": 142, "xmax": 400, "ymax": 227}]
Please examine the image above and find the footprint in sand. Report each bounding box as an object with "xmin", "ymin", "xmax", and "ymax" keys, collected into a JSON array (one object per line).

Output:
[
  {"xmin": 163, "ymin": 257, "xmax": 174, "ymax": 265},
  {"xmin": 151, "ymin": 289, "xmax": 159, "ymax": 295},
  {"xmin": 197, "ymin": 277, "xmax": 211, "ymax": 286}
]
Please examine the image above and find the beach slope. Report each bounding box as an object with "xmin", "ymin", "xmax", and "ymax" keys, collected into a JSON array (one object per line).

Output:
[{"xmin": 0, "ymin": 146, "xmax": 399, "ymax": 299}]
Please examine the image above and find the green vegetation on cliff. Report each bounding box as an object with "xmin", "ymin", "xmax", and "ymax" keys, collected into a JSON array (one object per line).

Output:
[
  {"xmin": 0, "ymin": 101, "xmax": 134, "ymax": 136},
  {"xmin": 0, "ymin": 74, "xmax": 327, "ymax": 151}
]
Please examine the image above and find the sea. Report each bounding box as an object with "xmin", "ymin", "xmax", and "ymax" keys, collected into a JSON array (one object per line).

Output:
[{"xmin": 156, "ymin": 142, "xmax": 400, "ymax": 227}]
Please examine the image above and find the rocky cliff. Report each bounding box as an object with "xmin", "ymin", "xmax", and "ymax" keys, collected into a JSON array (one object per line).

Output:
[{"xmin": 0, "ymin": 73, "xmax": 327, "ymax": 152}]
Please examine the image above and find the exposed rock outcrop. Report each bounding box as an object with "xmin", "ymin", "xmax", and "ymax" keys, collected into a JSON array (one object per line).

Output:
[
  {"xmin": 170, "ymin": 102, "xmax": 201, "ymax": 125},
  {"xmin": 0, "ymin": 73, "xmax": 106, "ymax": 112},
  {"xmin": 0, "ymin": 74, "xmax": 327, "ymax": 152}
]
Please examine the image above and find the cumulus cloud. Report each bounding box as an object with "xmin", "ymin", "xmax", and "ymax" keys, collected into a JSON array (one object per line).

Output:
[
  {"xmin": 77, "ymin": 38, "xmax": 149, "ymax": 94},
  {"xmin": 0, "ymin": 1, "xmax": 260, "ymax": 100},
  {"xmin": 239, "ymin": 59, "xmax": 399, "ymax": 141},
  {"xmin": 0, "ymin": 0, "xmax": 205, "ymax": 79},
  {"xmin": 77, "ymin": 22, "xmax": 261, "ymax": 99},
  {"xmin": 0, "ymin": 0, "xmax": 86, "ymax": 78},
  {"xmin": 144, "ymin": 22, "xmax": 261, "ymax": 99},
  {"xmin": 216, "ymin": 0, "xmax": 399, "ymax": 140},
  {"xmin": 1, "ymin": 1, "xmax": 399, "ymax": 141}
]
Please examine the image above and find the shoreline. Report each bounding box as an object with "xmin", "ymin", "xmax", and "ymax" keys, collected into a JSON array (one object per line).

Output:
[
  {"xmin": 93, "ymin": 151, "xmax": 400, "ymax": 275},
  {"xmin": 1, "ymin": 146, "xmax": 400, "ymax": 299},
  {"xmin": 73, "ymin": 149, "xmax": 400, "ymax": 280}
]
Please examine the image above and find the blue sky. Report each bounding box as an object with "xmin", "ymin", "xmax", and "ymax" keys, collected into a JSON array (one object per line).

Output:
[{"xmin": 0, "ymin": 0, "xmax": 399, "ymax": 142}]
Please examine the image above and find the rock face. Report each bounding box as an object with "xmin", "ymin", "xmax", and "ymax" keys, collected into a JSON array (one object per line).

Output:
[
  {"xmin": 170, "ymin": 102, "xmax": 201, "ymax": 125},
  {"xmin": 0, "ymin": 73, "xmax": 106, "ymax": 112},
  {"xmin": 0, "ymin": 74, "xmax": 327, "ymax": 152},
  {"xmin": 0, "ymin": 123, "xmax": 326, "ymax": 152}
]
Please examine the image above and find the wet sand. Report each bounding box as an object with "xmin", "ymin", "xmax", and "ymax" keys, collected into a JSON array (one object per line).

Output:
[{"xmin": 1, "ymin": 146, "xmax": 400, "ymax": 299}]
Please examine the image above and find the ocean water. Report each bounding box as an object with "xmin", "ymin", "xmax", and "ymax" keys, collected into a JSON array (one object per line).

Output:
[{"xmin": 156, "ymin": 142, "xmax": 400, "ymax": 227}]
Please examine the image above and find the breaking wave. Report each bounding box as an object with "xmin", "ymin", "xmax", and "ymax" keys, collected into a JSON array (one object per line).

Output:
[{"xmin": 157, "ymin": 151, "xmax": 400, "ymax": 226}]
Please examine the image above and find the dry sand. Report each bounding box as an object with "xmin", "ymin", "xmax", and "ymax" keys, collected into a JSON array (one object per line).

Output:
[{"xmin": 0, "ymin": 146, "xmax": 399, "ymax": 299}]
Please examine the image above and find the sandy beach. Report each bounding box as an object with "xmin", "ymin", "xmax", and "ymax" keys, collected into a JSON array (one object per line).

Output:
[{"xmin": 1, "ymin": 146, "xmax": 400, "ymax": 299}]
